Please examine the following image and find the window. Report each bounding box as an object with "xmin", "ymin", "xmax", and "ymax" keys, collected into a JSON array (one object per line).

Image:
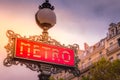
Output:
[
  {"xmin": 88, "ymin": 58, "xmax": 92, "ymax": 66},
  {"xmin": 117, "ymin": 38, "xmax": 120, "ymax": 47},
  {"xmin": 111, "ymin": 29, "xmax": 115, "ymax": 36},
  {"xmin": 81, "ymin": 75, "xmax": 84, "ymax": 78},
  {"xmin": 117, "ymin": 53, "xmax": 120, "ymax": 59},
  {"xmin": 99, "ymin": 52, "xmax": 103, "ymax": 58},
  {"xmin": 82, "ymin": 62, "xmax": 85, "ymax": 69},
  {"xmin": 109, "ymin": 57, "xmax": 113, "ymax": 62},
  {"xmin": 110, "ymin": 42, "xmax": 113, "ymax": 46},
  {"xmin": 117, "ymin": 25, "xmax": 120, "ymax": 34}
]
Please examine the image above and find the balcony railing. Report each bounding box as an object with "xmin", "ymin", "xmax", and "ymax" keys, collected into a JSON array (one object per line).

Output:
[
  {"xmin": 63, "ymin": 74, "xmax": 74, "ymax": 80},
  {"xmin": 82, "ymin": 45, "xmax": 105, "ymax": 61},
  {"xmin": 93, "ymin": 45, "xmax": 105, "ymax": 53},
  {"xmin": 79, "ymin": 55, "xmax": 104, "ymax": 73},
  {"xmin": 107, "ymin": 42, "xmax": 120, "ymax": 55},
  {"xmin": 64, "ymin": 55, "xmax": 106, "ymax": 80}
]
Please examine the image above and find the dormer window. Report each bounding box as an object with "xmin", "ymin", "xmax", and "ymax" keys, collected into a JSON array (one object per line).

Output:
[
  {"xmin": 111, "ymin": 29, "xmax": 114, "ymax": 36},
  {"xmin": 117, "ymin": 53, "xmax": 120, "ymax": 59},
  {"xmin": 110, "ymin": 42, "xmax": 113, "ymax": 46},
  {"xmin": 117, "ymin": 23, "xmax": 120, "ymax": 34},
  {"xmin": 108, "ymin": 23, "xmax": 117, "ymax": 39}
]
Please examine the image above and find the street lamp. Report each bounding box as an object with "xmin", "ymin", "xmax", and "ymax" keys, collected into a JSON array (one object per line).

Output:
[
  {"xmin": 35, "ymin": 0, "xmax": 56, "ymax": 79},
  {"xmin": 35, "ymin": 0, "xmax": 56, "ymax": 41}
]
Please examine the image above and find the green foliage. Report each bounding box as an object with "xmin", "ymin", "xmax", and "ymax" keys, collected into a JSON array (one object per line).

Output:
[
  {"xmin": 49, "ymin": 76, "xmax": 55, "ymax": 80},
  {"xmin": 58, "ymin": 78, "xmax": 64, "ymax": 80},
  {"xmin": 81, "ymin": 76, "xmax": 90, "ymax": 80},
  {"xmin": 89, "ymin": 58, "xmax": 120, "ymax": 80},
  {"xmin": 111, "ymin": 59, "xmax": 120, "ymax": 80},
  {"xmin": 49, "ymin": 76, "xmax": 64, "ymax": 80}
]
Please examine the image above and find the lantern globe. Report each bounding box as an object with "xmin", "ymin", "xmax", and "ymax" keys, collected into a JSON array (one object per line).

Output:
[{"xmin": 35, "ymin": 8, "xmax": 56, "ymax": 30}]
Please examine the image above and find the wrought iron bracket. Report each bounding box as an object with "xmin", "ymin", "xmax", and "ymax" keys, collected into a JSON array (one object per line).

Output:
[{"xmin": 4, "ymin": 30, "xmax": 80, "ymax": 79}]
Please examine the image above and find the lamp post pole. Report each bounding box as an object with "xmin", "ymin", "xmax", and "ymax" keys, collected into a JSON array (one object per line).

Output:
[
  {"xmin": 38, "ymin": 72, "xmax": 51, "ymax": 80},
  {"xmin": 35, "ymin": 0, "xmax": 56, "ymax": 79}
]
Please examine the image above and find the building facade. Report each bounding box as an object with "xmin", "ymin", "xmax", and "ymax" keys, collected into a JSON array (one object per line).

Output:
[{"xmin": 53, "ymin": 22, "xmax": 120, "ymax": 80}]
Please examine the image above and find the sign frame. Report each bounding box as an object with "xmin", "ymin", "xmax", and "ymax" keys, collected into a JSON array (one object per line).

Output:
[
  {"xmin": 4, "ymin": 30, "xmax": 80, "ymax": 76},
  {"xmin": 14, "ymin": 38, "xmax": 75, "ymax": 67}
]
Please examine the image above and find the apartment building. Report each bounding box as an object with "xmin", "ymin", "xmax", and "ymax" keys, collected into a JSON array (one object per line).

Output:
[
  {"xmin": 74, "ymin": 22, "xmax": 120, "ymax": 80},
  {"xmin": 106, "ymin": 22, "xmax": 120, "ymax": 61},
  {"xmin": 53, "ymin": 22, "xmax": 120, "ymax": 80}
]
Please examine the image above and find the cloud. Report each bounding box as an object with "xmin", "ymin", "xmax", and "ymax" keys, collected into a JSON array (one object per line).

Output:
[
  {"xmin": 85, "ymin": 0, "xmax": 120, "ymax": 22},
  {"xmin": 1, "ymin": 0, "xmax": 119, "ymax": 44},
  {"xmin": 55, "ymin": 0, "xmax": 120, "ymax": 31}
]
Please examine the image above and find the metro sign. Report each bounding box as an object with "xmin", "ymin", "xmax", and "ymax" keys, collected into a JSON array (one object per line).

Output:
[{"xmin": 15, "ymin": 38, "xmax": 75, "ymax": 67}]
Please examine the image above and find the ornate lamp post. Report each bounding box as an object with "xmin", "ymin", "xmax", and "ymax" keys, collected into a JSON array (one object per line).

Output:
[{"xmin": 35, "ymin": 1, "xmax": 56, "ymax": 79}]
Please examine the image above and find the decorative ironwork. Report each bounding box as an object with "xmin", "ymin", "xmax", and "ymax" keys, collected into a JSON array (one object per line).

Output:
[
  {"xmin": 4, "ymin": 30, "xmax": 80, "ymax": 78},
  {"xmin": 39, "ymin": 0, "xmax": 54, "ymax": 10}
]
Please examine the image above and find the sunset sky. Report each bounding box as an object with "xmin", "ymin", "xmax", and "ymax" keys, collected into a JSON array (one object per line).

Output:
[{"xmin": 0, "ymin": 0, "xmax": 120, "ymax": 80}]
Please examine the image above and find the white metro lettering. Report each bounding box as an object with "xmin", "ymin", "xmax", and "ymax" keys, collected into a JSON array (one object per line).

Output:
[
  {"xmin": 62, "ymin": 51, "xmax": 71, "ymax": 63},
  {"xmin": 33, "ymin": 45, "xmax": 41, "ymax": 58},
  {"xmin": 42, "ymin": 46, "xmax": 50, "ymax": 59},
  {"xmin": 52, "ymin": 49, "xmax": 59, "ymax": 61},
  {"xmin": 16, "ymin": 38, "xmax": 74, "ymax": 67},
  {"xmin": 20, "ymin": 42, "xmax": 30, "ymax": 55}
]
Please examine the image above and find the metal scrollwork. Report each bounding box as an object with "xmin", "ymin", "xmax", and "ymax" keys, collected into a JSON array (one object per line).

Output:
[{"xmin": 4, "ymin": 30, "xmax": 80, "ymax": 77}]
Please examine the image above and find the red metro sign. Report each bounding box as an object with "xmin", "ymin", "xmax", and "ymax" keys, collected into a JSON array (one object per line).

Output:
[{"xmin": 15, "ymin": 38, "xmax": 75, "ymax": 67}]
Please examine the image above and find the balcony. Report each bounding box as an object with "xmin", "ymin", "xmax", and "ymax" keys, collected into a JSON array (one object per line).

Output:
[
  {"xmin": 63, "ymin": 74, "xmax": 74, "ymax": 80},
  {"xmin": 65, "ymin": 55, "xmax": 106, "ymax": 80},
  {"xmin": 82, "ymin": 45, "xmax": 105, "ymax": 61},
  {"xmin": 107, "ymin": 43, "xmax": 120, "ymax": 55},
  {"xmin": 93, "ymin": 45, "xmax": 105, "ymax": 54},
  {"xmin": 79, "ymin": 55, "xmax": 104, "ymax": 73}
]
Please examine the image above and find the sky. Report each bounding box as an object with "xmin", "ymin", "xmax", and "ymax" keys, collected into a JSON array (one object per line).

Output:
[{"xmin": 0, "ymin": 0, "xmax": 120, "ymax": 80}]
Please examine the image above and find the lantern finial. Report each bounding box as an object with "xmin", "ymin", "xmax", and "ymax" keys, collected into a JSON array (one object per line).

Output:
[{"xmin": 39, "ymin": 0, "xmax": 54, "ymax": 10}]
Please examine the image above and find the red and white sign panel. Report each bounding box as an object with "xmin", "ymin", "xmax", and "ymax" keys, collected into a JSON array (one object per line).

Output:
[{"xmin": 15, "ymin": 38, "xmax": 75, "ymax": 67}]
